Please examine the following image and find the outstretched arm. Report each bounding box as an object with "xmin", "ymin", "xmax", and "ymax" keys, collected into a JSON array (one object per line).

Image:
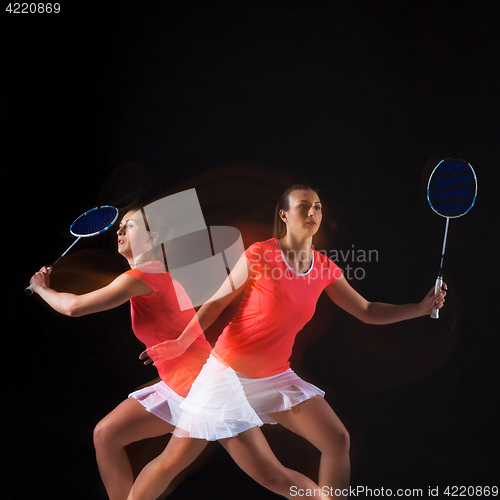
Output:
[
  {"xmin": 30, "ymin": 266, "xmax": 152, "ymax": 317},
  {"xmin": 142, "ymin": 253, "xmax": 252, "ymax": 363},
  {"xmin": 325, "ymin": 275, "xmax": 447, "ymax": 325}
]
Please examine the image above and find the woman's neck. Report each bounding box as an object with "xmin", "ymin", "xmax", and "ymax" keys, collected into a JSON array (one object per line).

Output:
[
  {"xmin": 278, "ymin": 233, "xmax": 313, "ymax": 273},
  {"xmin": 279, "ymin": 233, "xmax": 313, "ymax": 254},
  {"xmin": 126, "ymin": 256, "xmax": 138, "ymax": 269},
  {"xmin": 126, "ymin": 254, "xmax": 148, "ymax": 270}
]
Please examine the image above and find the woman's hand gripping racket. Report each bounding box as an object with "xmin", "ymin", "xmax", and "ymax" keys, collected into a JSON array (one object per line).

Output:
[
  {"xmin": 25, "ymin": 206, "xmax": 119, "ymax": 295},
  {"xmin": 427, "ymin": 158, "xmax": 477, "ymax": 319}
]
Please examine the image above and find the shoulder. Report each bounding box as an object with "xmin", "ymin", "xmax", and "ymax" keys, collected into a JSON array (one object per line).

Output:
[
  {"xmin": 103, "ymin": 272, "xmax": 154, "ymax": 298},
  {"xmin": 245, "ymin": 238, "xmax": 277, "ymax": 255},
  {"xmin": 124, "ymin": 261, "xmax": 170, "ymax": 294},
  {"xmin": 312, "ymin": 248, "xmax": 331, "ymax": 265},
  {"xmin": 312, "ymin": 249, "xmax": 343, "ymax": 284}
]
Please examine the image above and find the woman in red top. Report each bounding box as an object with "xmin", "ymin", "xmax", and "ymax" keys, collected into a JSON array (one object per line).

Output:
[
  {"xmin": 29, "ymin": 207, "xmax": 212, "ymax": 500},
  {"xmin": 129, "ymin": 184, "xmax": 447, "ymax": 499}
]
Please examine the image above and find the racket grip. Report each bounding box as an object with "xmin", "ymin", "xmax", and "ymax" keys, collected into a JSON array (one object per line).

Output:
[
  {"xmin": 25, "ymin": 266, "xmax": 52, "ymax": 296},
  {"xmin": 430, "ymin": 276, "xmax": 443, "ymax": 319}
]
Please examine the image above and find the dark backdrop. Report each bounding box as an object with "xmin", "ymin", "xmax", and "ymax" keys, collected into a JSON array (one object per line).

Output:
[{"xmin": 5, "ymin": 1, "xmax": 499, "ymax": 498}]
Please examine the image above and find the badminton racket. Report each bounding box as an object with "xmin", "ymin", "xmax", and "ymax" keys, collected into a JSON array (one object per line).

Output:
[
  {"xmin": 25, "ymin": 205, "xmax": 119, "ymax": 295},
  {"xmin": 427, "ymin": 158, "xmax": 477, "ymax": 318}
]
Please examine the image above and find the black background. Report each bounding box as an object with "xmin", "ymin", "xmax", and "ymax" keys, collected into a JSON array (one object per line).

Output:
[{"xmin": 4, "ymin": 1, "xmax": 499, "ymax": 498}]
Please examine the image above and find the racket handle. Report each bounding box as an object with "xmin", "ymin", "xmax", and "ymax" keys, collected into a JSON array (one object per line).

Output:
[
  {"xmin": 430, "ymin": 276, "xmax": 443, "ymax": 319},
  {"xmin": 25, "ymin": 266, "xmax": 52, "ymax": 296}
]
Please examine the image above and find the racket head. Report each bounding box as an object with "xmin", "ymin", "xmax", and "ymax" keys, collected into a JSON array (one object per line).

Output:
[
  {"xmin": 427, "ymin": 158, "xmax": 477, "ymax": 218},
  {"xmin": 70, "ymin": 206, "xmax": 119, "ymax": 237}
]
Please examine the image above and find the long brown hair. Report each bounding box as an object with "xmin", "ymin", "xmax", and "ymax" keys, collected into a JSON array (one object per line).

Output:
[{"xmin": 273, "ymin": 183, "xmax": 320, "ymax": 239}]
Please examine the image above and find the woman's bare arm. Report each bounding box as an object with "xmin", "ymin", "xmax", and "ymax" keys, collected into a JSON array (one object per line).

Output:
[
  {"xmin": 30, "ymin": 266, "xmax": 152, "ymax": 317},
  {"xmin": 325, "ymin": 275, "xmax": 446, "ymax": 325}
]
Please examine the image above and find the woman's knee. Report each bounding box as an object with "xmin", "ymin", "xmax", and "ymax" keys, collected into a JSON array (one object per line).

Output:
[
  {"xmin": 93, "ymin": 418, "xmax": 108, "ymax": 451},
  {"xmin": 322, "ymin": 426, "xmax": 350, "ymax": 456},
  {"xmin": 93, "ymin": 416, "xmax": 124, "ymax": 451}
]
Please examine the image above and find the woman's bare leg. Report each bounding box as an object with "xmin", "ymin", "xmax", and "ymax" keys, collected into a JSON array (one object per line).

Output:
[
  {"xmin": 129, "ymin": 426, "xmax": 329, "ymax": 500},
  {"xmin": 267, "ymin": 396, "xmax": 351, "ymax": 498},
  {"xmin": 220, "ymin": 427, "xmax": 330, "ymax": 499},
  {"xmin": 127, "ymin": 436, "xmax": 209, "ymax": 500},
  {"xmin": 93, "ymin": 397, "xmax": 175, "ymax": 500}
]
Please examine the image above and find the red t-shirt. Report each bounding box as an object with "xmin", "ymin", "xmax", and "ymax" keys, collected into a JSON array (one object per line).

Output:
[
  {"xmin": 126, "ymin": 261, "xmax": 212, "ymax": 396},
  {"xmin": 213, "ymin": 238, "xmax": 342, "ymax": 378}
]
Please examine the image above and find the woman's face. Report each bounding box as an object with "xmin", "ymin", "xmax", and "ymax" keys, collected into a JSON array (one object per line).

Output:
[
  {"xmin": 117, "ymin": 210, "xmax": 154, "ymax": 263},
  {"xmin": 280, "ymin": 189, "xmax": 322, "ymax": 238}
]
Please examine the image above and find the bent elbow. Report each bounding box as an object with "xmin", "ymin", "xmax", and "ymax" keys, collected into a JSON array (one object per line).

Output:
[
  {"xmin": 65, "ymin": 306, "xmax": 78, "ymax": 317},
  {"xmin": 65, "ymin": 298, "xmax": 83, "ymax": 317},
  {"xmin": 358, "ymin": 302, "xmax": 377, "ymax": 325}
]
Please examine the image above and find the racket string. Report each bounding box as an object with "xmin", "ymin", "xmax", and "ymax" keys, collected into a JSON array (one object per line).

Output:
[
  {"xmin": 71, "ymin": 206, "xmax": 118, "ymax": 236},
  {"xmin": 428, "ymin": 159, "xmax": 476, "ymax": 217}
]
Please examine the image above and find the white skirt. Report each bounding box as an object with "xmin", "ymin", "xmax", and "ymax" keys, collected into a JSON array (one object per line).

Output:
[
  {"xmin": 129, "ymin": 381, "xmax": 185, "ymax": 429},
  {"xmin": 173, "ymin": 355, "xmax": 325, "ymax": 441}
]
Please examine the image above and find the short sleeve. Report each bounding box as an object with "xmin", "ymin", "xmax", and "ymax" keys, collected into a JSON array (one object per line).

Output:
[
  {"xmin": 245, "ymin": 242, "xmax": 264, "ymax": 280},
  {"xmin": 320, "ymin": 254, "xmax": 343, "ymax": 288},
  {"xmin": 125, "ymin": 268, "xmax": 162, "ymax": 295}
]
